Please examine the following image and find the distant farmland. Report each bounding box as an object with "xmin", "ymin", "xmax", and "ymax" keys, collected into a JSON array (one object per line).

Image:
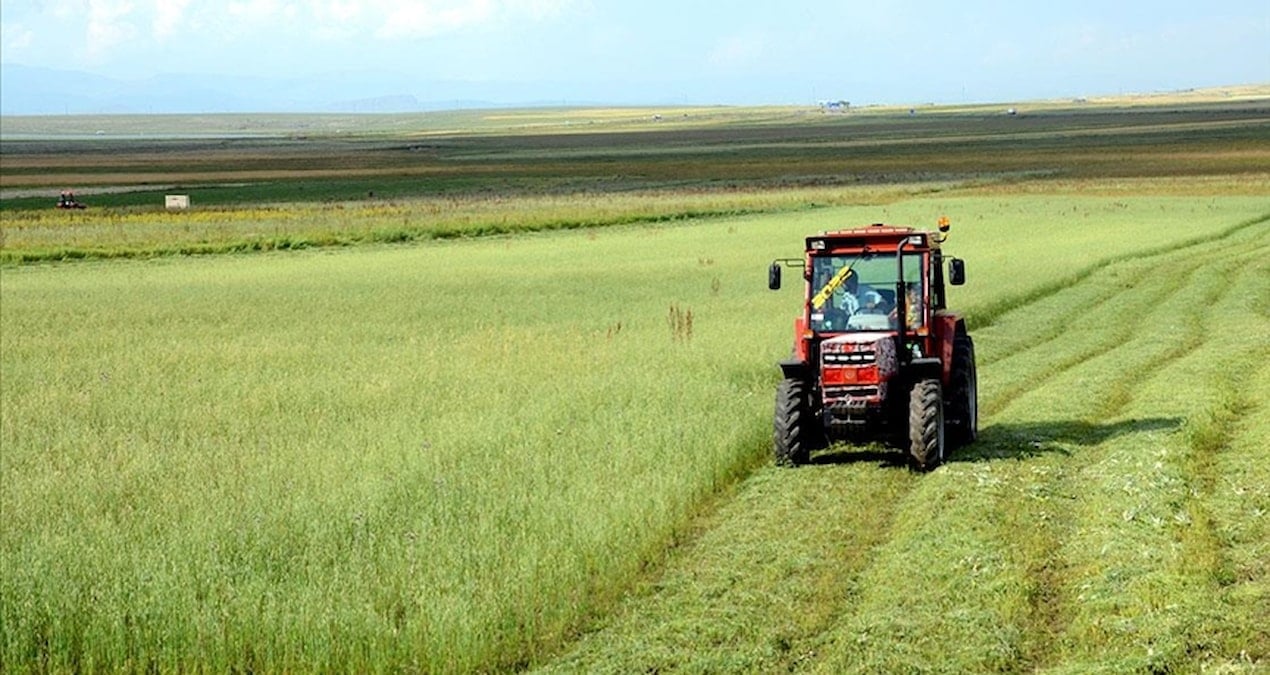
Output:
[{"xmin": 1, "ymin": 94, "xmax": 1268, "ymax": 672}]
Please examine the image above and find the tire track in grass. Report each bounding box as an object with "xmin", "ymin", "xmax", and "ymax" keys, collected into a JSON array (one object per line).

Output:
[
  {"xmin": 802, "ymin": 469, "xmax": 1033, "ymax": 673},
  {"xmin": 532, "ymin": 463, "xmax": 917, "ymax": 673},
  {"xmin": 978, "ymin": 233, "xmax": 1267, "ymax": 671},
  {"xmin": 1205, "ymin": 245, "xmax": 1270, "ymax": 662},
  {"xmin": 977, "ymin": 225, "xmax": 1257, "ymax": 419},
  {"xmin": 977, "ymin": 270, "xmax": 1177, "ymax": 419},
  {"xmin": 978, "ymin": 263, "xmax": 1186, "ymax": 419},
  {"xmin": 989, "ymin": 246, "xmax": 1257, "ymax": 671},
  {"xmin": 1195, "ymin": 356, "xmax": 1270, "ymax": 666},
  {"xmin": 972, "ymin": 212, "xmax": 1270, "ymax": 372},
  {"xmin": 1043, "ymin": 267, "xmax": 1266, "ymax": 671},
  {"xmin": 1081, "ymin": 235, "xmax": 1269, "ymax": 669},
  {"xmin": 1096, "ymin": 241, "xmax": 1249, "ymax": 419},
  {"xmin": 974, "ymin": 253, "xmax": 1157, "ymax": 369},
  {"xmin": 1169, "ymin": 359, "xmax": 1268, "ymax": 668}
]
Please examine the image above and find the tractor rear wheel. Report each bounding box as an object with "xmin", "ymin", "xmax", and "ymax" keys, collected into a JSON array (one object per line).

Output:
[
  {"xmin": 947, "ymin": 334, "xmax": 978, "ymax": 448},
  {"xmin": 774, "ymin": 378, "xmax": 820, "ymax": 466},
  {"xmin": 908, "ymin": 379, "xmax": 945, "ymax": 471}
]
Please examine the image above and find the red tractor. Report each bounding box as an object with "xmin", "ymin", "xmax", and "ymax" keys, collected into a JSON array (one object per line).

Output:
[{"xmin": 767, "ymin": 218, "xmax": 977, "ymax": 470}]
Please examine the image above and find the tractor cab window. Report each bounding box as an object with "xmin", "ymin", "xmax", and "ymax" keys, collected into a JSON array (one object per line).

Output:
[{"xmin": 809, "ymin": 253, "xmax": 924, "ymax": 332}]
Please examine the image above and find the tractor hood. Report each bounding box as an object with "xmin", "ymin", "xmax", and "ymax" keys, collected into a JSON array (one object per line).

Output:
[{"xmin": 821, "ymin": 331, "xmax": 892, "ymax": 348}]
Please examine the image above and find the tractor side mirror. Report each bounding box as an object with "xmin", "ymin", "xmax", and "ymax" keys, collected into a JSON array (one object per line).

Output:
[
  {"xmin": 949, "ymin": 258, "xmax": 966, "ymax": 286},
  {"xmin": 768, "ymin": 262, "xmax": 782, "ymax": 290}
]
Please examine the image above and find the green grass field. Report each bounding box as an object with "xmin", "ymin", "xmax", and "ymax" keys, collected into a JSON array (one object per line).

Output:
[
  {"xmin": 539, "ymin": 212, "xmax": 1269, "ymax": 674},
  {"xmin": 1, "ymin": 98, "xmax": 1269, "ymax": 672}
]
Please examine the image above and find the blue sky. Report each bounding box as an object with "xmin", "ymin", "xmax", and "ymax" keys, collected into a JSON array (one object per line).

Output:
[{"xmin": 2, "ymin": 0, "xmax": 1267, "ymax": 107}]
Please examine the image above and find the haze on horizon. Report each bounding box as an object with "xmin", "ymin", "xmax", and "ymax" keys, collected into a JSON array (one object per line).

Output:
[{"xmin": 1, "ymin": 0, "xmax": 1267, "ymax": 114}]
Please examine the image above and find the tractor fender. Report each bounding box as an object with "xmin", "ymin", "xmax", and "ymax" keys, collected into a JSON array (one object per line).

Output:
[
  {"xmin": 907, "ymin": 357, "xmax": 944, "ymax": 383},
  {"xmin": 779, "ymin": 358, "xmax": 811, "ymax": 380},
  {"xmin": 934, "ymin": 314, "xmax": 967, "ymax": 385}
]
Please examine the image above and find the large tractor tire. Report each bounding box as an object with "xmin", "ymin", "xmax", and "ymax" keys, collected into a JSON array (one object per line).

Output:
[
  {"xmin": 774, "ymin": 378, "xmax": 821, "ymax": 467},
  {"xmin": 908, "ymin": 379, "xmax": 945, "ymax": 471},
  {"xmin": 947, "ymin": 333, "xmax": 978, "ymax": 448}
]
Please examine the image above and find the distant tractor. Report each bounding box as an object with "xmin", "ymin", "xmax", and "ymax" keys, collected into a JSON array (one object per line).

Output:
[
  {"xmin": 56, "ymin": 190, "xmax": 86, "ymax": 209},
  {"xmin": 767, "ymin": 218, "xmax": 977, "ymax": 470}
]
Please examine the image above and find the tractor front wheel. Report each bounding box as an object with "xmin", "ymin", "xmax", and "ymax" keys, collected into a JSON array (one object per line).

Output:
[
  {"xmin": 908, "ymin": 379, "xmax": 945, "ymax": 471},
  {"xmin": 774, "ymin": 378, "xmax": 820, "ymax": 466}
]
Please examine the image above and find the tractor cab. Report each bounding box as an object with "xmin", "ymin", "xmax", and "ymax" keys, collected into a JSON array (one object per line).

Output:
[{"xmin": 808, "ymin": 248, "xmax": 919, "ymax": 333}]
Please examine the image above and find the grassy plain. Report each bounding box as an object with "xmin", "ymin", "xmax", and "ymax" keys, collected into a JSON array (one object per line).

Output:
[{"xmin": 1, "ymin": 96, "xmax": 1269, "ymax": 672}]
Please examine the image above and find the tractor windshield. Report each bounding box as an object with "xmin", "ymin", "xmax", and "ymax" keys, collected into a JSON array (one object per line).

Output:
[{"xmin": 809, "ymin": 253, "xmax": 924, "ymax": 332}]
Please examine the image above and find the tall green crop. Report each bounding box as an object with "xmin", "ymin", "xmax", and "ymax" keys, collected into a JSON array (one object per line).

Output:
[{"xmin": 3, "ymin": 194, "xmax": 1267, "ymax": 672}]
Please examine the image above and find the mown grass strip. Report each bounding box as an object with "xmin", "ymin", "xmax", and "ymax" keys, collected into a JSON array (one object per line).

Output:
[
  {"xmin": 535, "ymin": 465, "xmax": 915, "ymax": 673},
  {"xmin": 1047, "ymin": 248, "xmax": 1266, "ymax": 671},
  {"xmin": 974, "ymin": 241, "xmax": 1228, "ymax": 419},
  {"xmin": 1004, "ymin": 245, "xmax": 1254, "ymax": 671},
  {"xmin": 975, "ymin": 228, "xmax": 1268, "ymax": 672},
  {"xmin": 961, "ymin": 211, "xmax": 1270, "ymax": 331},
  {"xmin": 1102, "ymin": 232, "xmax": 1269, "ymax": 669},
  {"xmin": 1198, "ymin": 361, "xmax": 1270, "ymax": 667}
]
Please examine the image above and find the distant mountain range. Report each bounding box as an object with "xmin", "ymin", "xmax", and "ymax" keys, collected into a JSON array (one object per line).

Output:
[{"xmin": 0, "ymin": 64, "xmax": 600, "ymax": 115}]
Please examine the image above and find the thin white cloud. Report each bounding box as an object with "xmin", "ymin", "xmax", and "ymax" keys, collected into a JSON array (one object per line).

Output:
[
  {"xmin": 8, "ymin": 0, "xmax": 1255, "ymax": 109},
  {"xmin": 511, "ymin": 0, "xmax": 574, "ymax": 21},
  {"xmin": 312, "ymin": 0, "xmax": 362, "ymax": 24},
  {"xmin": 1, "ymin": 22, "xmax": 36, "ymax": 55},
  {"xmin": 372, "ymin": 0, "xmax": 576, "ymax": 39},
  {"xmin": 226, "ymin": 0, "xmax": 296, "ymax": 23},
  {"xmin": 48, "ymin": 0, "xmax": 84, "ymax": 21},
  {"xmin": 85, "ymin": 0, "xmax": 139, "ymax": 61},
  {"xmin": 152, "ymin": 0, "xmax": 191, "ymax": 40},
  {"xmin": 376, "ymin": 0, "xmax": 495, "ymax": 39},
  {"xmin": 16, "ymin": 0, "xmax": 582, "ymax": 60}
]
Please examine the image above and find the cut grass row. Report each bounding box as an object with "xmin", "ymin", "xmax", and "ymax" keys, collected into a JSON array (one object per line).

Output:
[{"xmin": 537, "ymin": 464, "xmax": 919, "ymax": 673}]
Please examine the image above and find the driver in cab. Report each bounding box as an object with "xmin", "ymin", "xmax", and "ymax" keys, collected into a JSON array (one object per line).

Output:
[{"xmin": 812, "ymin": 270, "xmax": 887, "ymax": 331}]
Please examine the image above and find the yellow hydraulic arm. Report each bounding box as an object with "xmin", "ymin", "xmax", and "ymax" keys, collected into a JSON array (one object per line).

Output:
[{"xmin": 811, "ymin": 264, "xmax": 854, "ymax": 310}]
